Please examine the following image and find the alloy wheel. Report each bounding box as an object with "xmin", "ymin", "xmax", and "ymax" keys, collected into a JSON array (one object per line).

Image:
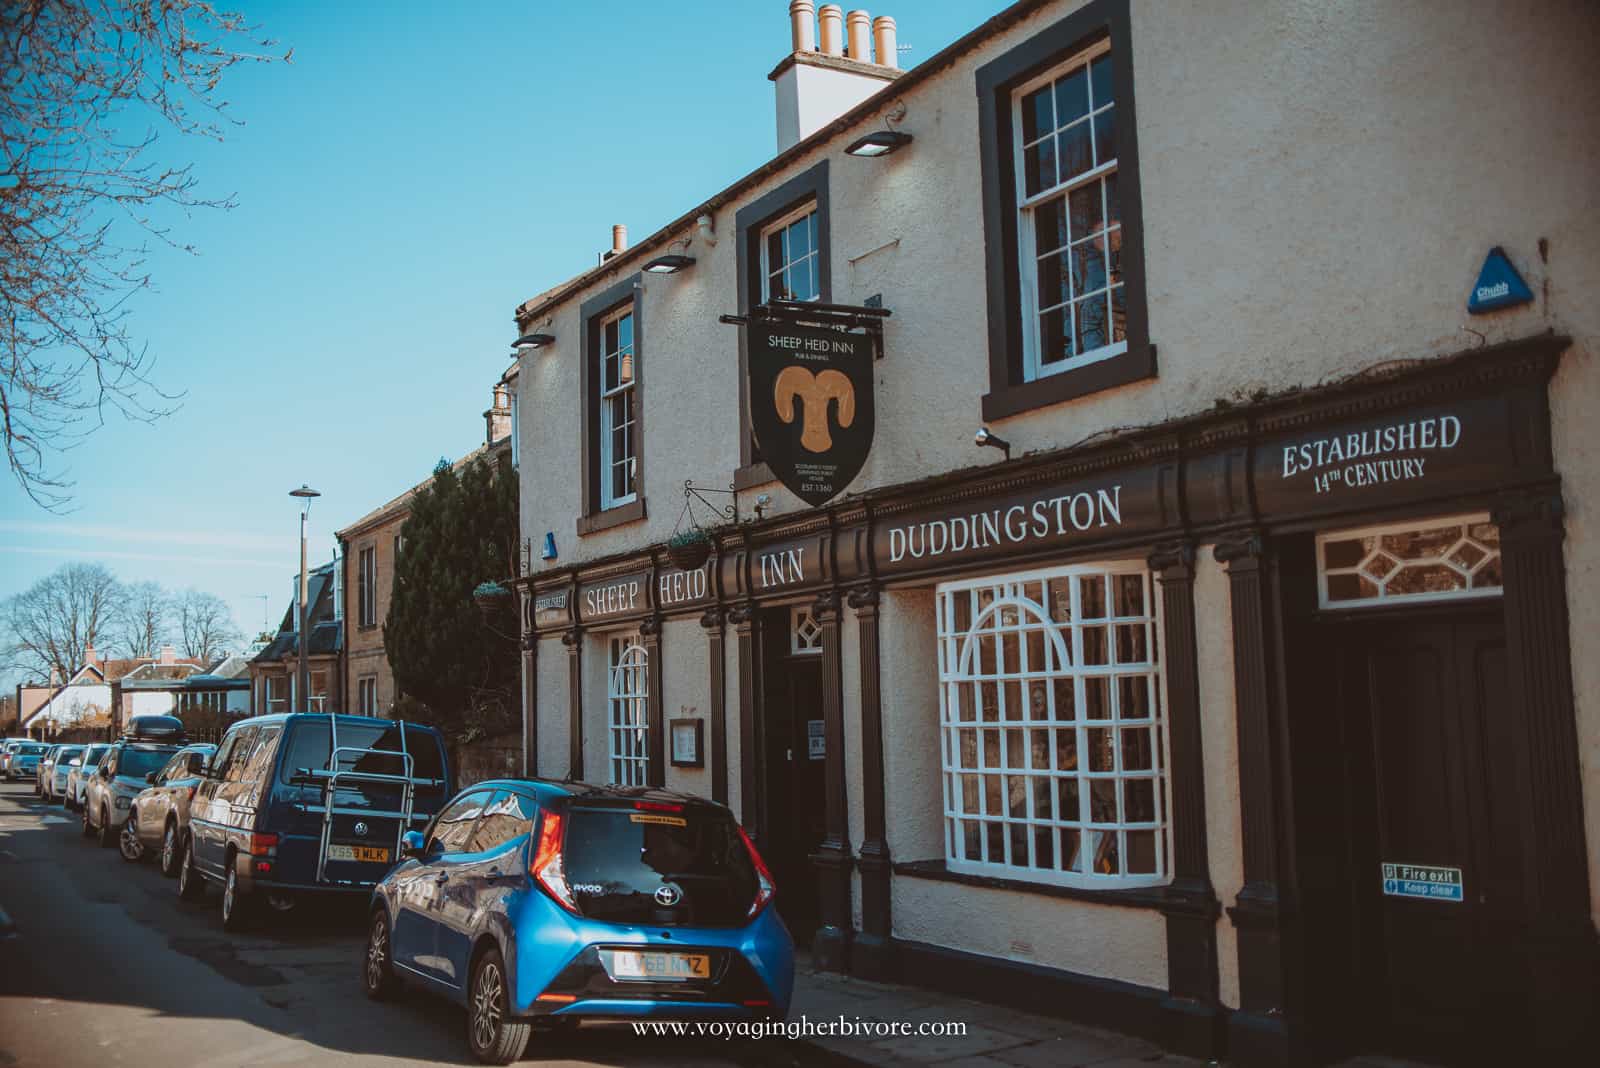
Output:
[
  {"xmin": 366, "ymin": 917, "xmax": 387, "ymax": 990},
  {"xmin": 161, "ymin": 823, "xmax": 177, "ymax": 876},
  {"xmin": 471, "ymin": 960, "xmax": 504, "ymax": 1052},
  {"xmin": 119, "ymin": 817, "xmax": 143, "ymax": 862}
]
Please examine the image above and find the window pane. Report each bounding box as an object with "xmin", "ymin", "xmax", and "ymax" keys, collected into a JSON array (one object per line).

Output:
[
  {"xmin": 1034, "ymin": 197, "xmax": 1068, "ymax": 254},
  {"xmin": 1053, "ymin": 67, "xmax": 1089, "ymax": 127},
  {"xmin": 1024, "ymin": 137, "xmax": 1057, "ymax": 197},
  {"xmin": 1105, "ymin": 171, "xmax": 1120, "ymax": 225},
  {"xmin": 1039, "ymin": 307, "xmax": 1071, "ymax": 366},
  {"xmin": 1089, "ymin": 54, "xmax": 1113, "ymax": 108},
  {"xmin": 1071, "ymin": 238, "xmax": 1106, "ymax": 294},
  {"xmin": 1068, "ymin": 182, "xmax": 1102, "ymax": 238},
  {"xmin": 616, "ymin": 313, "xmax": 632, "ymax": 353},
  {"xmin": 1075, "ymin": 294, "xmax": 1110, "ymax": 354},
  {"xmin": 1021, "ymin": 83, "xmax": 1053, "ymax": 143},
  {"xmin": 788, "ymin": 216, "xmax": 811, "ymax": 261},
  {"xmin": 1093, "ymin": 107, "xmax": 1116, "ymax": 166},
  {"xmin": 1059, "ymin": 121, "xmax": 1093, "ymax": 182},
  {"xmin": 1111, "ymin": 284, "xmax": 1127, "ymax": 343},
  {"xmin": 1038, "ymin": 250, "xmax": 1070, "ymax": 310}
]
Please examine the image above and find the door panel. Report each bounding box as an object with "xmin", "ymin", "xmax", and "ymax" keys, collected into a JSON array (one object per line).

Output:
[{"xmin": 759, "ymin": 607, "xmax": 824, "ymax": 946}]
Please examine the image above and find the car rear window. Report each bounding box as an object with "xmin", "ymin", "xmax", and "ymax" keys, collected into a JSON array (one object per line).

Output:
[
  {"xmin": 277, "ymin": 720, "xmax": 447, "ymax": 786},
  {"xmin": 562, "ymin": 805, "xmax": 758, "ymax": 928},
  {"xmin": 118, "ymin": 747, "xmax": 177, "ymax": 779}
]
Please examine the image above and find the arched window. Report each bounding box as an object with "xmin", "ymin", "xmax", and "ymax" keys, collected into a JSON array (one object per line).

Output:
[
  {"xmin": 607, "ymin": 635, "xmax": 649, "ymax": 786},
  {"xmin": 937, "ymin": 562, "xmax": 1167, "ymax": 889}
]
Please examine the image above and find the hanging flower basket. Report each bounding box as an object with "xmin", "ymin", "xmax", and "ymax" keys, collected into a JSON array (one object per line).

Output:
[
  {"xmin": 473, "ymin": 581, "xmax": 512, "ymax": 624},
  {"xmin": 666, "ymin": 528, "xmax": 713, "ymax": 571}
]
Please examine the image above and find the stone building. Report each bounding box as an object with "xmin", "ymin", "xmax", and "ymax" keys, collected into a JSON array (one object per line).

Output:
[
  {"xmin": 509, "ymin": 2, "xmax": 1599, "ymax": 1063},
  {"xmin": 248, "ymin": 561, "xmax": 343, "ymax": 715}
]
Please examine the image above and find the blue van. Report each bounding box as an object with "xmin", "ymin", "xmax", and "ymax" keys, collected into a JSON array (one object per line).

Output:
[{"xmin": 180, "ymin": 713, "xmax": 452, "ymax": 930}]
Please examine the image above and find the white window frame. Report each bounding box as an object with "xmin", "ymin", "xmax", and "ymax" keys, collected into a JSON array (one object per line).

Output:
[
  {"xmin": 760, "ymin": 202, "xmax": 821, "ymax": 304},
  {"xmin": 1316, "ymin": 513, "xmax": 1503, "ymax": 610},
  {"xmin": 936, "ymin": 561, "xmax": 1169, "ymax": 891},
  {"xmin": 358, "ymin": 675, "xmax": 378, "ymax": 716},
  {"xmin": 266, "ymin": 675, "xmax": 289, "ymax": 715},
  {"xmin": 1012, "ymin": 38, "xmax": 1125, "ymax": 382},
  {"xmin": 358, "ymin": 546, "xmax": 376, "ymax": 627},
  {"xmin": 606, "ymin": 633, "xmax": 649, "ymax": 787},
  {"xmin": 790, "ymin": 604, "xmax": 823, "ymax": 656},
  {"xmin": 598, "ymin": 304, "xmax": 638, "ymax": 510}
]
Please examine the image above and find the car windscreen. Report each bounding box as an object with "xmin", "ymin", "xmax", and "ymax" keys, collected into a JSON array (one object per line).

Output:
[
  {"xmin": 117, "ymin": 747, "xmax": 177, "ymax": 779},
  {"xmin": 562, "ymin": 805, "xmax": 758, "ymax": 928},
  {"xmin": 54, "ymin": 748, "xmax": 82, "ymax": 761},
  {"xmin": 81, "ymin": 746, "xmax": 109, "ymax": 764},
  {"xmin": 18, "ymin": 744, "xmax": 46, "ymax": 755},
  {"xmin": 277, "ymin": 720, "xmax": 446, "ymax": 786}
]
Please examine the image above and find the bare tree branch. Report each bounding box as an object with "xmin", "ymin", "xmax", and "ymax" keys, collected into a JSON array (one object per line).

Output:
[
  {"xmin": 174, "ymin": 587, "xmax": 240, "ymax": 664},
  {"xmin": 1, "ymin": 1, "xmax": 289, "ymax": 508},
  {"xmin": 0, "ymin": 561, "xmax": 124, "ymax": 680}
]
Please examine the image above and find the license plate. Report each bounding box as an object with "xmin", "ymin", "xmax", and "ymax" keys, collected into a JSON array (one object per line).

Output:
[
  {"xmin": 606, "ymin": 951, "xmax": 710, "ymax": 981},
  {"xmin": 327, "ymin": 844, "xmax": 390, "ymax": 863}
]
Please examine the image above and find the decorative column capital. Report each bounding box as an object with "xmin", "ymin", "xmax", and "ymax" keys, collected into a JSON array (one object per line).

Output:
[
  {"xmin": 846, "ymin": 584, "xmax": 880, "ymax": 612},
  {"xmin": 728, "ymin": 603, "xmax": 758, "ymax": 630},
  {"xmin": 811, "ymin": 590, "xmax": 841, "ymax": 622},
  {"xmin": 639, "ymin": 615, "xmax": 663, "ymax": 638},
  {"xmin": 520, "ymin": 631, "xmax": 538, "ymax": 651},
  {"xmin": 699, "ymin": 607, "xmax": 725, "ymax": 632},
  {"xmin": 1148, "ymin": 540, "xmax": 1196, "ymax": 577},
  {"xmin": 560, "ymin": 628, "xmax": 582, "ymax": 648},
  {"xmin": 1492, "ymin": 487, "xmax": 1565, "ymax": 541},
  {"xmin": 1213, "ymin": 531, "xmax": 1264, "ymax": 568}
]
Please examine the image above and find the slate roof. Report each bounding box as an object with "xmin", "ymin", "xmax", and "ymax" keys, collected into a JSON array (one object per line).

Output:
[{"xmin": 252, "ymin": 561, "xmax": 343, "ymax": 665}]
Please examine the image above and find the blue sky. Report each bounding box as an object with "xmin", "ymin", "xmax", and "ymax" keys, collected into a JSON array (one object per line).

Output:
[{"xmin": 0, "ymin": 0, "xmax": 999, "ymax": 669}]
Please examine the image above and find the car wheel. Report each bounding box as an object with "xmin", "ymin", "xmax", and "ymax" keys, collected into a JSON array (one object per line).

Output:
[
  {"xmin": 97, "ymin": 806, "xmax": 117, "ymax": 849},
  {"xmin": 160, "ymin": 821, "xmax": 180, "ymax": 877},
  {"xmin": 80, "ymin": 800, "xmax": 93, "ymax": 837},
  {"xmin": 221, "ymin": 863, "xmax": 255, "ymax": 931},
  {"xmin": 467, "ymin": 947, "xmax": 530, "ymax": 1065},
  {"xmin": 119, "ymin": 815, "xmax": 144, "ymax": 862},
  {"xmin": 362, "ymin": 910, "xmax": 401, "ymax": 1001},
  {"xmin": 177, "ymin": 835, "xmax": 205, "ymax": 901}
]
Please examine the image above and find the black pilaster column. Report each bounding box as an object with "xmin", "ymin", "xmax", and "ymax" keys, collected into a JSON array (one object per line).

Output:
[
  {"xmin": 562, "ymin": 628, "xmax": 583, "ymax": 782},
  {"xmin": 1149, "ymin": 542, "xmax": 1224, "ymax": 1059},
  {"xmin": 520, "ymin": 630, "xmax": 537, "ymax": 777},
  {"xmin": 1492, "ymin": 489, "xmax": 1599, "ymax": 1057},
  {"xmin": 1215, "ymin": 533, "xmax": 1293, "ymax": 1065},
  {"xmin": 700, "ymin": 609, "xmax": 728, "ymax": 805},
  {"xmin": 640, "ymin": 616, "xmax": 665, "ymax": 788},
  {"xmin": 810, "ymin": 590, "xmax": 853, "ymax": 973},
  {"xmin": 729, "ymin": 603, "xmax": 761, "ymax": 837},
  {"xmin": 848, "ymin": 584, "xmax": 892, "ymax": 980}
]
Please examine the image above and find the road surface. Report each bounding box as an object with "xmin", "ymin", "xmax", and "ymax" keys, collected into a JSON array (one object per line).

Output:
[{"xmin": 0, "ymin": 783, "xmax": 819, "ymax": 1067}]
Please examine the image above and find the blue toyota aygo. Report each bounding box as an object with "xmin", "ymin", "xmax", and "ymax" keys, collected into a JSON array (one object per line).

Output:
[{"xmin": 363, "ymin": 778, "xmax": 794, "ymax": 1064}]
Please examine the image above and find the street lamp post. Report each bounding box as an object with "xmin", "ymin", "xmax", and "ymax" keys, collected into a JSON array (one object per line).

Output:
[{"xmin": 289, "ymin": 484, "xmax": 321, "ymax": 711}]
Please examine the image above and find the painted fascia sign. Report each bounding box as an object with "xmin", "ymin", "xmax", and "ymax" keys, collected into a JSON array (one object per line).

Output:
[
  {"xmin": 1381, "ymin": 862, "xmax": 1464, "ymax": 903},
  {"xmin": 1466, "ymin": 246, "xmax": 1533, "ymax": 314}
]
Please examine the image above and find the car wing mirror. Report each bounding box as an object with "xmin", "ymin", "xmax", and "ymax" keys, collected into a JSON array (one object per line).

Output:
[{"xmin": 401, "ymin": 830, "xmax": 427, "ymax": 859}]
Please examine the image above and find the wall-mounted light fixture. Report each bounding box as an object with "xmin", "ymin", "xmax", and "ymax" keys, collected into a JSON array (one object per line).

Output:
[
  {"xmin": 643, "ymin": 253, "xmax": 696, "ymax": 274},
  {"xmin": 974, "ymin": 426, "xmax": 1011, "ymax": 460},
  {"xmin": 512, "ymin": 332, "xmax": 556, "ymax": 352},
  {"xmin": 846, "ymin": 129, "xmax": 914, "ymax": 157}
]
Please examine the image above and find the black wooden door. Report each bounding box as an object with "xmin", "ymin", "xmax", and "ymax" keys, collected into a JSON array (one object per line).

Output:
[
  {"xmin": 758, "ymin": 607, "xmax": 825, "ymax": 948},
  {"xmin": 1339, "ymin": 615, "xmax": 1523, "ymax": 1064}
]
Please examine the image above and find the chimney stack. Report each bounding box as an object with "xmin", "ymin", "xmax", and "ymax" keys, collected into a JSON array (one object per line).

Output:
[
  {"xmin": 772, "ymin": 2, "xmax": 905, "ymax": 153},
  {"xmin": 159, "ymin": 645, "xmax": 176, "ymax": 666},
  {"xmin": 845, "ymin": 10, "xmax": 871, "ymax": 62},
  {"xmin": 789, "ymin": 0, "xmax": 815, "ymax": 52},
  {"xmin": 612, "ymin": 224, "xmax": 627, "ymax": 254},
  {"xmin": 486, "ymin": 382, "xmax": 513, "ymax": 445},
  {"xmin": 818, "ymin": 4, "xmax": 843, "ymax": 56},
  {"xmin": 872, "ymin": 15, "xmax": 897, "ymax": 70},
  {"xmin": 83, "ymin": 642, "xmax": 96, "ymax": 670}
]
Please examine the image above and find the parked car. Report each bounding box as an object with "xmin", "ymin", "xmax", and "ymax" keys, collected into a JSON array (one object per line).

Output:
[
  {"xmin": 122, "ymin": 742, "xmax": 216, "ymax": 873},
  {"xmin": 4, "ymin": 742, "xmax": 49, "ymax": 783},
  {"xmin": 35, "ymin": 744, "xmax": 69, "ymax": 797},
  {"xmin": 179, "ymin": 713, "xmax": 452, "ymax": 931},
  {"xmin": 83, "ymin": 717, "xmax": 187, "ymax": 849},
  {"xmin": 363, "ymin": 780, "xmax": 793, "ymax": 1065},
  {"xmin": 1, "ymin": 739, "xmax": 32, "ymax": 778},
  {"xmin": 42, "ymin": 745, "xmax": 84, "ymax": 803},
  {"xmin": 65, "ymin": 744, "xmax": 110, "ymax": 811}
]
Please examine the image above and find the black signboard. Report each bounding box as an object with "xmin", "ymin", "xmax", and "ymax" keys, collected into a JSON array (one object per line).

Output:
[{"xmin": 749, "ymin": 319, "xmax": 875, "ymax": 507}]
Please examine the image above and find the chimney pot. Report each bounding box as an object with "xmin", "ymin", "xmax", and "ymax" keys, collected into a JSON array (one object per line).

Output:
[
  {"xmin": 611, "ymin": 224, "xmax": 627, "ymax": 253},
  {"xmin": 818, "ymin": 4, "xmax": 843, "ymax": 56},
  {"xmin": 872, "ymin": 14, "xmax": 897, "ymax": 69},
  {"xmin": 789, "ymin": 0, "xmax": 816, "ymax": 52},
  {"xmin": 846, "ymin": 9, "xmax": 871, "ymax": 62}
]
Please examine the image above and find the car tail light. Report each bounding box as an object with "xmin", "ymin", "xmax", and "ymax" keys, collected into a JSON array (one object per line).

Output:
[
  {"xmin": 529, "ymin": 811, "xmax": 579, "ymax": 914},
  {"xmin": 247, "ymin": 833, "xmax": 278, "ymax": 857},
  {"xmin": 185, "ymin": 785, "xmax": 197, "ymax": 802},
  {"xmin": 633, "ymin": 801, "xmax": 683, "ymax": 813},
  {"xmin": 737, "ymin": 825, "xmax": 776, "ymax": 918}
]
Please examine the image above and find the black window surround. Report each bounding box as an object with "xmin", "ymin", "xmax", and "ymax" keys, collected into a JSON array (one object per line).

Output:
[
  {"xmin": 976, "ymin": 0, "xmax": 1153, "ymax": 422},
  {"xmin": 578, "ymin": 273, "xmax": 647, "ymax": 536},
  {"xmin": 733, "ymin": 159, "xmax": 832, "ymax": 491}
]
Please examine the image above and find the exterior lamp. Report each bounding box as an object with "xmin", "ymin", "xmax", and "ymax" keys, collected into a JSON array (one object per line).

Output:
[
  {"xmin": 845, "ymin": 130, "xmax": 913, "ymax": 157},
  {"xmin": 512, "ymin": 333, "xmax": 555, "ymax": 351},
  {"xmin": 642, "ymin": 254, "xmax": 696, "ymax": 274}
]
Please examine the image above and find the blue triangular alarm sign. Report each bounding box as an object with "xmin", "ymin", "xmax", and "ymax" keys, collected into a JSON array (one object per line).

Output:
[{"xmin": 1467, "ymin": 246, "xmax": 1533, "ymax": 314}]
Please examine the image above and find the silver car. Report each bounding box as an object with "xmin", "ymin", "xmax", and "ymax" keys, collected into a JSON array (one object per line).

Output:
[
  {"xmin": 83, "ymin": 740, "xmax": 182, "ymax": 849},
  {"xmin": 42, "ymin": 745, "xmax": 84, "ymax": 802},
  {"xmin": 65, "ymin": 744, "xmax": 110, "ymax": 811}
]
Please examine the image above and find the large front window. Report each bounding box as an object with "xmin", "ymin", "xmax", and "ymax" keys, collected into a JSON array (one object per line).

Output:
[
  {"xmin": 598, "ymin": 306, "xmax": 637, "ymax": 509},
  {"xmin": 1014, "ymin": 41, "xmax": 1124, "ymax": 380},
  {"xmin": 607, "ymin": 634, "xmax": 649, "ymax": 786},
  {"xmin": 936, "ymin": 562, "xmax": 1167, "ymax": 889}
]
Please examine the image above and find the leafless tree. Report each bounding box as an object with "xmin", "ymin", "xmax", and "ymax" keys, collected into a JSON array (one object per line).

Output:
[
  {"xmin": 1, "ymin": 2, "xmax": 289, "ymax": 508},
  {"xmin": 0, "ymin": 561, "xmax": 124, "ymax": 680},
  {"xmin": 118, "ymin": 579, "xmax": 170, "ymax": 658},
  {"xmin": 174, "ymin": 588, "xmax": 240, "ymax": 664}
]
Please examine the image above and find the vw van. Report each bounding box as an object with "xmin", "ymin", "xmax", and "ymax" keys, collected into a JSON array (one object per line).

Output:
[{"xmin": 179, "ymin": 712, "xmax": 452, "ymax": 931}]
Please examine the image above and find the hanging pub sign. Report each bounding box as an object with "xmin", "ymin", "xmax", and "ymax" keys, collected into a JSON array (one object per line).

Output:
[{"xmin": 749, "ymin": 317, "xmax": 876, "ymax": 507}]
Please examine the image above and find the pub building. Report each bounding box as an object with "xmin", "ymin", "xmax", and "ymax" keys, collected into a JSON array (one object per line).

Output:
[{"xmin": 507, "ymin": 2, "xmax": 1598, "ymax": 1063}]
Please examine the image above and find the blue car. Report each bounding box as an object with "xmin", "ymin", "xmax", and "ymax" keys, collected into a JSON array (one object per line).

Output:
[
  {"xmin": 181, "ymin": 713, "xmax": 452, "ymax": 931},
  {"xmin": 5, "ymin": 742, "xmax": 48, "ymax": 782},
  {"xmin": 364, "ymin": 780, "xmax": 793, "ymax": 1064}
]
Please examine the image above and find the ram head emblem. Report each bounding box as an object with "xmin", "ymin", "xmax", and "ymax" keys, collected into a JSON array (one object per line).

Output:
[{"xmin": 774, "ymin": 366, "xmax": 855, "ymax": 454}]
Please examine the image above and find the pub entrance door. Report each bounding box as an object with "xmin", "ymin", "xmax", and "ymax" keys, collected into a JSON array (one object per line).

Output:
[
  {"xmin": 758, "ymin": 604, "xmax": 826, "ymax": 949},
  {"xmin": 1312, "ymin": 606, "xmax": 1526, "ymax": 1065}
]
